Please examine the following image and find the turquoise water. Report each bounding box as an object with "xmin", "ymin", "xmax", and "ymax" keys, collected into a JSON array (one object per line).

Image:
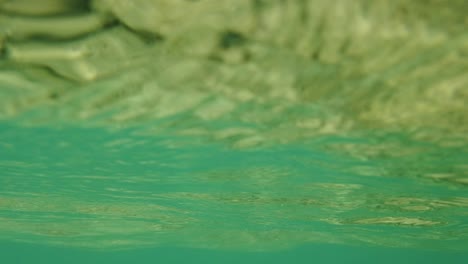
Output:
[
  {"xmin": 1, "ymin": 0, "xmax": 468, "ymax": 263},
  {"xmin": 1, "ymin": 120, "xmax": 468, "ymax": 262},
  {"xmin": 2, "ymin": 242, "xmax": 468, "ymax": 264}
]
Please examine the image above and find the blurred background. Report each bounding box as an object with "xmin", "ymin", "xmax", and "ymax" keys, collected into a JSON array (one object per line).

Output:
[{"xmin": 0, "ymin": 0, "xmax": 467, "ymax": 259}]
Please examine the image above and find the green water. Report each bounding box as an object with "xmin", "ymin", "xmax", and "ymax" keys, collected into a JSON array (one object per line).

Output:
[
  {"xmin": 1, "ymin": 0, "xmax": 468, "ymax": 263},
  {"xmin": 2, "ymin": 242, "xmax": 468, "ymax": 264},
  {"xmin": 1, "ymin": 120, "xmax": 467, "ymax": 262}
]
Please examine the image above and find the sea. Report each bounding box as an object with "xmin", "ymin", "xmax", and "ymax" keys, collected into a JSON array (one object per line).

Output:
[{"xmin": 1, "ymin": 0, "xmax": 467, "ymax": 263}]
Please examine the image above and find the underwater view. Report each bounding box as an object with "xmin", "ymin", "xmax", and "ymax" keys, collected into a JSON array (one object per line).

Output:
[{"xmin": 1, "ymin": 0, "xmax": 468, "ymax": 263}]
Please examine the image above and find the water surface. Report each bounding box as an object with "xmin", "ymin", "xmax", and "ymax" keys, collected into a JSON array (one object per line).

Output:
[{"xmin": 1, "ymin": 0, "xmax": 467, "ymax": 262}]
